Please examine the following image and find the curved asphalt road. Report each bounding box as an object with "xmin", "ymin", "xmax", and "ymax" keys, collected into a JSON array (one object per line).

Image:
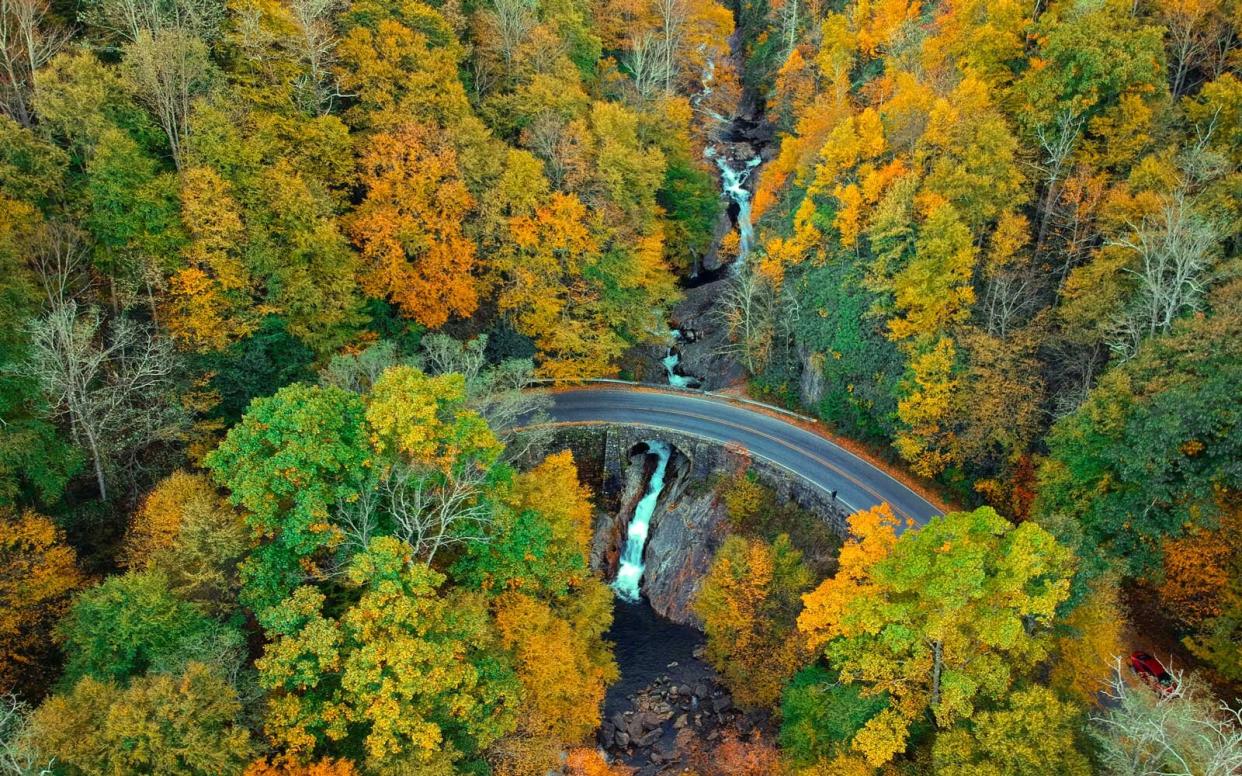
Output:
[{"xmin": 538, "ymin": 387, "xmax": 942, "ymax": 526}]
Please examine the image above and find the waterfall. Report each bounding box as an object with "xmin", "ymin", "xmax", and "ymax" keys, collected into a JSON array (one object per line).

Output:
[
  {"xmin": 613, "ymin": 441, "xmax": 672, "ymax": 602},
  {"xmin": 706, "ymin": 147, "xmax": 763, "ymax": 265},
  {"xmin": 662, "ymin": 350, "xmax": 696, "ymax": 388},
  {"xmin": 662, "ymin": 330, "xmax": 697, "ymax": 388}
]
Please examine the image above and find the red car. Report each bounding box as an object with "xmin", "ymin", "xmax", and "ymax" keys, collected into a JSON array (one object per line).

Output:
[{"xmin": 1129, "ymin": 651, "xmax": 1176, "ymax": 693}]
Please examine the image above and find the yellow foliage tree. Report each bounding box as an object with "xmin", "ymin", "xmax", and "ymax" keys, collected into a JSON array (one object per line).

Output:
[
  {"xmin": 164, "ymin": 167, "xmax": 259, "ymax": 352},
  {"xmin": 509, "ymin": 450, "xmax": 595, "ymax": 553},
  {"xmin": 893, "ymin": 337, "xmax": 961, "ymax": 478},
  {"xmin": 694, "ymin": 534, "xmax": 812, "ymax": 709},
  {"xmin": 1050, "ymin": 574, "xmax": 1127, "ymax": 704},
  {"xmin": 365, "ymin": 366, "xmax": 501, "ymax": 468},
  {"xmin": 493, "ymin": 592, "xmax": 616, "ymax": 742},
  {"xmin": 123, "ymin": 470, "xmax": 249, "ymax": 614}
]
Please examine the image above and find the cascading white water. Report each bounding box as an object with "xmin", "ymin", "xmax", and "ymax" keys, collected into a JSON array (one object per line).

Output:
[
  {"xmin": 612, "ymin": 441, "xmax": 672, "ymax": 602},
  {"xmin": 707, "ymin": 147, "xmax": 763, "ymax": 264},
  {"xmin": 662, "ymin": 330, "xmax": 697, "ymax": 388}
]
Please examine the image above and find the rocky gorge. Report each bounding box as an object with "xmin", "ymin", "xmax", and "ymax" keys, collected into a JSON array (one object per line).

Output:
[{"xmin": 521, "ymin": 423, "xmax": 847, "ymax": 769}]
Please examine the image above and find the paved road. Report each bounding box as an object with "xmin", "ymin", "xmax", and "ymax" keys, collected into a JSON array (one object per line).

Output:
[{"xmin": 539, "ymin": 387, "xmax": 943, "ymax": 526}]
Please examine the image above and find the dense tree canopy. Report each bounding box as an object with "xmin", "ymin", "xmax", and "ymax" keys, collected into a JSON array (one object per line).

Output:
[{"xmin": 0, "ymin": 0, "xmax": 1239, "ymax": 771}]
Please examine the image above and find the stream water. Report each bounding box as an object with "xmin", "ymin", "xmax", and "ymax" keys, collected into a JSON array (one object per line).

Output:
[
  {"xmin": 706, "ymin": 147, "xmax": 763, "ymax": 265},
  {"xmin": 612, "ymin": 441, "xmax": 673, "ymax": 602},
  {"xmin": 662, "ymin": 330, "xmax": 701, "ymax": 389},
  {"xmin": 661, "ymin": 67, "xmax": 767, "ymax": 389},
  {"xmin": 603, "ymin": 598, "xmax": 707, "ymax": 716}
]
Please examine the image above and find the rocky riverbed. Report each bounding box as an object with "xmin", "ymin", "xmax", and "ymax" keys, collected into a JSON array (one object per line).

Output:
[{"xmin": 600, "ymin": 602, "xmax": 766, "ymax": 773}]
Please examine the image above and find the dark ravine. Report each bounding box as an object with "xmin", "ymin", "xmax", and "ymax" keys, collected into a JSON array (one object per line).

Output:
[
  {"xmin": 658, "ymin": 32, "xmax": 776, "ymax": 392},
  {"xmin": 600, "ymin": 602, "xmax": 766, "ymax": 773},
  {"xmin": 591, "ymin": 8, "xmax": 790, "ymax": 770}
]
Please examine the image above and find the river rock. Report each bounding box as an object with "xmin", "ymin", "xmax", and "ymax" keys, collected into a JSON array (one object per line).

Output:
[{"xmin": 638, "ymin": 728, "xmax": 663, "ymax": 747}]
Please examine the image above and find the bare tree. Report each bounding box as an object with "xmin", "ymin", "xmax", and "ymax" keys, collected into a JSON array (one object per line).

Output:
[
  {"xmin": 624, "ymin": 34, "xmax": 672, "ymax": 102},
  {"xmin": 522, "ymin": 112, "xmax": 574, "ymax": 189},
  {"xmin": 1159, "ymin": 0, "xmax": 1233, "ymax": 97},
  {"xmin": 1033, "ymin": 109, "xmax": 1084, "ymax": 254},
  {"xmin": 333, "ymin": 446, "xmax": 498, "ymax": 568},
  {"xmin": 19, "ymin": 303, "xmax": 186, "ymax": 501},
  {"xmin": 0, "ymin": 0, "xmax": 69, "ymax": 127},
  {"xmin": 772, "ymin": 0, "xmax": 799, "ymax": 60},
  {"xmin": 0, "ymin": 694, "xmax": 51, "ymax": 776},
  {"xmin": 78, "ymin": 0, "xmax": 224, "ymax": 44},
  {"xmin": 124, "ymin": 28, "xmax": 216, "ymax": 169},
  {"xmin": 334, "ymin": 470, "xmax": 384, "ymax": 560},
  {"xmin": 718, "ymin": 269, "xmax": 779, "ymax": 373},
  {"xmin": 981, "ymin": 268, "xmax": 1039, "ymax": 340},
  {"xmin": 418, "ymin": 333, "xmax": 551, "ymax": 461},
  {"xmin": 289, "ymin": 0, "xmax": 341, "ymax": 115},
  {"xmin": 27, "ymin": 222, "xmax": 90, "ymax": 308},
  {"xmin": 652, "ymin": 0, "xmax": 686, "ymax": 94},
  {"xmin": 487, "ymin": 0, "xmax": 535, "ymax": 76},
  {"xmin": 321, "ymin": 340, "xmax": 408, "ymax": 394},
  {"xmin": 1091, "ymin": 660, "xmax": 1242, "ymax": 776},
  {"xmin": 420, "ymin": 332, "xmax": 486, "ymax": 384},
  {"xmin": 383, "ymin": 460, "xmax": 494, "ymax": 565},
  {"xmin": 1107, "ymin": 193, "xmax": 1221, "ymax": 359}
]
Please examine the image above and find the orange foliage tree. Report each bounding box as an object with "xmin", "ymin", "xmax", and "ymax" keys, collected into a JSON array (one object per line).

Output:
[
  {"xmin": 565, "ymin": 748, "xmax": 634, "ymax": 776},
  {"xmin": 1159, "ymin": 499, "xmax": 1242, "ymax": 628},
  {"xmin": 348, "ymin": 123, "xmax": 479, "ymax": 328},
  {"xmin": 244, "ymin": 757, "xmax": 360, "ymax": 776},
  {"xmin": 686, "ymin": 731, "xmax": 782, "ymax": 776},
  {"xmin": 0, "ymin": 508, "xmax": 84, "ymax": 690}
]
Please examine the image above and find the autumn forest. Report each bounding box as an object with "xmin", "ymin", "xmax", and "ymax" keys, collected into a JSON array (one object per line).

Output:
[{"xmin": 0, "ymin": 0, "xmax": 1239, "ymax": 773}]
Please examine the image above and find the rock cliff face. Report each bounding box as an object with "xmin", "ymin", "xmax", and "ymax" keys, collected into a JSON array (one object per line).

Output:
[
  {"xmin": 642, "ymin": 482, "xmax": 729, "ymax": 626},
  {"xmin": 588, "ymin": 435, "xmax": 746, "ymax": 625},
  {"xmin": 562, "ymin": 424, "xmax": 848, "ymax": 626}
]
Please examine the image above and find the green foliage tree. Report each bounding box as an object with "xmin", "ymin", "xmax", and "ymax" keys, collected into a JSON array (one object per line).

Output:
[
  {"xmin": 779, "ymin": 664, "xmax": 889, "ymax": 768},
  {"xmin": 58, "ymin": 568, "xmax": 240, "ymax": 685},
  {"xmin": 256, "ymin": 537, "xmax": 519, "ymax": 771},
  {"xmin": 1037, "ymin": 280, "xmax": 1242, "ymax": 583},
  {"xmin": 206, "ymin": 383, "xmax": 370, "ymax": 621},
  {"xmin": 799, "ymin": 506, "xmax": 1074, "ymax": 766}
]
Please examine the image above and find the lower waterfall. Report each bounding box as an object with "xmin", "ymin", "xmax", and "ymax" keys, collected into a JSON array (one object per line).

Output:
[{"xmin": 612, "ymin": 441, "xmax": 672, "ymax": 602}]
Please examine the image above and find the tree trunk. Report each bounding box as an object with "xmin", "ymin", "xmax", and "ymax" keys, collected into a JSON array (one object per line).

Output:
[
  {"xmin": 83, "ymin": 425, "xmax": 107, "ymax": 501},
  {"xmin": 930, "ymin": 640, "xmax": 943, "ymax": 716}
]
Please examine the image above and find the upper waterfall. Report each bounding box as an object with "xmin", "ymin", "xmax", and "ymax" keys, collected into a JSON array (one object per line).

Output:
[{"xmin": 706, "ymin": 147, "xmax": 763, "ymax": 265}]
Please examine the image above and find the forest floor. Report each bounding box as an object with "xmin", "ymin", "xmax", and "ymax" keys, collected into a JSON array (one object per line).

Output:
[{"xmin": 1122, "ymin": 583, "xmax": 1241, "ymax": 701}]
